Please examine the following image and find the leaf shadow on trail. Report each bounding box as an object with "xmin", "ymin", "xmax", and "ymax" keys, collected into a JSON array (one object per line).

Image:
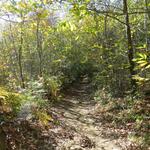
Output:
[{"xmin": 52, "ymin": 81, "xmax": 120, "ymax": 141}]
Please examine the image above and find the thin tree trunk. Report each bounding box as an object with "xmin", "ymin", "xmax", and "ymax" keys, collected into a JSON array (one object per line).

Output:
[
  {"xmin": 145, "ymin": 0, "xmax": 150, "ymax": 19},
  {"xmin": 36, "ymin": 19, "xmax": 42, "ymax": 77},
  {"xmin": 123, "ymin": 0, "xmax": 137, "ymax": 94},
  {"xmin": 145, "ymin": 0, "xmax": 150, "ymax": 50},
  {"xmin": 104, "ymin": 15, "xmax": 108, "ymax": 45},
  {"xmin": 7, "ymin": 15, "xmax": 19, "ymax": 82},
  {"xmin": 28, "ymin": 44, "xmax": 33, "ymax": 79},
  {"xmin": 18, "ymin": 13, "xmax": 25, "ymax": 88}
]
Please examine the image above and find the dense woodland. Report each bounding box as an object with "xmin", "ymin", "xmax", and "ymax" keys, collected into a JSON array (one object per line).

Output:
[{"xmin": 0, "ymin": 0, "xmax": 150, "ymax": 149}]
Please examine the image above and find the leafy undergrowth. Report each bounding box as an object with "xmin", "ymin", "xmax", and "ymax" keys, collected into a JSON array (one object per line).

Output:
[
  {"xmin": 0, "ymin": 87, "xmax": 24, "ymax": 117},
  {"xmin": 1, "ymin": 80, "xmax": 149, "ymax": 150},
  {"xmin": 0, "ymin": 85, "xmax": 94, "ymax": 149},
  {"xmin": 0, "ymin": 80, "xmax": 73, "ymax": 149},
  {"xmin": 92, "ymin": 90, "xmax": 150, "ymax": 150}
]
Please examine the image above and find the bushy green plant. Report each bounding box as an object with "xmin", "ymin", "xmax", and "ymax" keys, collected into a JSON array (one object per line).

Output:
[
  {"xmin": 44, "ymin": 76, "xmax": 62, "ymax": 100},
  {"xmin": 0, "ymin": 87, "xmax": 24, "ymax": 116},
  {"xmin": 16, "ymin": 80, "xmax": 50, "ymax": 122},
  {"xmin": 33, "ymin": 109, "xmax": 53, "ymax": 125},
  {"xmin": 21, "ymin": 79, "xmax": 48, "ymax": 106},
  {"xmin": 26, "ymin": 79, "xmax": 45, "ymax": 98}
]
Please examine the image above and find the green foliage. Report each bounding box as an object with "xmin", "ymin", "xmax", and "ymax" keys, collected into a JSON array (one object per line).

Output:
[
  {"xmin": 133, "ymin": 52, "xmax": 150, "ymax": 91},
  {"xmin": 133, "ymin": 52, "xmax": 149, "ymax": 70},
  {"xmin": 0, "ymin": 0, "xmax": 149, "ymax": 147},
  {"xmin": 33, "ymin": 110, "xmax": 53, "ymax": 125},
  {"xmin": 0, "ymin": 87, "xmax": 24, "ymax": 116},
  {"xmin": 26, "ymin": 79, "xmax": 45, "ymax": 98},
  {"xmin": 21, "ymin": 79, "xmax": 49, "ymax": 110},
  {"xmin": 44, "ymin": 76, "xmax": 61, "ymax": 100}
]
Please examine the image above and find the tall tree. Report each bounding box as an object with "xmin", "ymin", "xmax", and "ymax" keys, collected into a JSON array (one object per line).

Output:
[
  {"xmin": 123, "ymin": 0, "xmax": 137, "ymax": 94},
  {"xmin": 18, "ymin": 12, "xmax": 25, "ymax": 88}
]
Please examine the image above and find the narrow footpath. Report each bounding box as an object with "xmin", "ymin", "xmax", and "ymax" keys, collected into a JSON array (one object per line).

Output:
[{"xmin": 53, "ymin": 79, "xmax": 121, "ymax": 150}]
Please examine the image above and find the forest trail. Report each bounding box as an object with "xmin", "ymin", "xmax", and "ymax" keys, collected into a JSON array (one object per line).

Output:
[{"xmin": 53, "ymin": 79, "xmax": 121, "ymax": 150}]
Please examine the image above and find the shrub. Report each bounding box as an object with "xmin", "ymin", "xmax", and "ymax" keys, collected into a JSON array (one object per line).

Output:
[
  {"xmin": 33, "ymin": 110, "xmax": 53, "ymax": 125},
  {"xmin": 0, "ymin": 87, "xmax": 24, "ymax": 117},
  {"xmin": 14, "ymin": 79, "xmax": 52, "ymax": 123},
  {"xmin": 25, "ymin": 79, "xmax": 45, "ymax": 98},
  {"xmin": 44, "ymin": 76, "xmax": 61, "ymax": 100}
]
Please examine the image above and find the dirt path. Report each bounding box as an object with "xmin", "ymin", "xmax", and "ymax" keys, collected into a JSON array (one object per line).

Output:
[{"xmin": 53, "ymin": 80, "xmax": 121, "ymax": 150}]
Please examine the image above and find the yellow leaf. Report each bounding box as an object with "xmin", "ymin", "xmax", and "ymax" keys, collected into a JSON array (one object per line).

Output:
[{"xmin": 18, "ymin": 1, "xmax": 27, "ymax": 9}]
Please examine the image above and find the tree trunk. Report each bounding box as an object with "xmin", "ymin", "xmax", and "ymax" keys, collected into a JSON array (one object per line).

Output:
[
  {"xmin": 123, "ymin": 0, "xmax": 137, "ymax": 94},
  {"xmin": 36, "ymin": 19, "xmax": 42, "ymax": 77},
  {"xmin": 145, "ymin": 0, "xmax": 150, "ymax": 19},
  {"xmin": 7, "ymin": 15, "xmax": 19, "ymax": 84},
  {"xmin": 18, "ymin": 13, "xmax": 25, "ymax": 88},
  {"xmin": 145, "ymin": 0, "xmax": 150, "ymax": 50}
]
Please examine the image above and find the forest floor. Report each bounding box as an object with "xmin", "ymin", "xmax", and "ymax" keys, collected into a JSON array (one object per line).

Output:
[
  {"xmin": 51, "ymin": 79, "xmax": 121, "ymax": 150},
  {"xmin": 1, "ymin": 79, "xmax": 149, "ymax": 149}
]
